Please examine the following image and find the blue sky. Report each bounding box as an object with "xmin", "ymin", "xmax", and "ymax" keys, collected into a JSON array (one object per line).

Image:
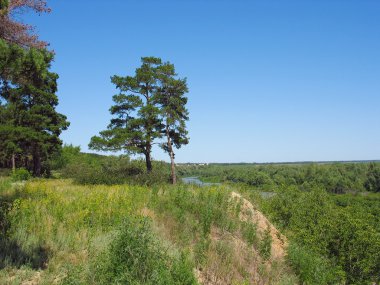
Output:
[{"xmin": 25, "ymin": 0, "xmax": 380, "ymax": 163}]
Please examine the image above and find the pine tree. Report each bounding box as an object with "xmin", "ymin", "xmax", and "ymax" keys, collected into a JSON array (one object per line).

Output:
[
  {"xmin": 89, "ymin": 57, "xmax": 163, "ymax": 172},
  {"xmin": 0, "ymin": 39, "xmax": 69, "ymax": 175},
  {"xmin": 155, "ymin": 62, "xmax": 189, "ymax": 184}
]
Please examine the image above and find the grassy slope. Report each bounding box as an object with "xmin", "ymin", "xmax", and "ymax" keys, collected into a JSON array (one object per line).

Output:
[{"xmin": 0, "ymin": 178, "xmax": 296, "ymax": 285}]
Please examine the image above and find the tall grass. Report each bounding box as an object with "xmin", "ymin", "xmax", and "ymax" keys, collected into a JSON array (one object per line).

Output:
[
  {"xmin": 91, "ymin": 216, "xmax": 197, "ymax": 285},
  {"xmin": 1, "ymin": 179, "xmax": 152, "ymax": 284},
  {"xmin": 0, "ymin": 179, "xmax": 296, "ymax": 284}
]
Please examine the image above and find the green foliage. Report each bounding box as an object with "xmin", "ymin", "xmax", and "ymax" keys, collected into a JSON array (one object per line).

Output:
[
  {"xmin": 258, "ymin": 225, "xmax": 272, "ymax": 260},
  {"xmin": 267, "ymin": 186, "xmax": 380, "ymax": 284},
  {"xmin": 54, "ymin": 148, "xmax": 173, "ymax": 187},
  {"xmin": 0, "ymin": 39, "xmax": 69, "ymax": 176},
  {"xmin": 61, "ymin": 153, "xmax": 170, "ymax": 186},
  {"xmin": 0, "ymin": 0, "xmax": 9, "ymax": 12},
  {"xmin": 179, "ymin": 162, "xmax": 379, "ymax": 194},
  {"xmin": 364, "ymin": 163, "xmax": 380, "ymax": 192},
  {"xmin": 194, "ymin": 237, "xmax": 211, "ymax": 266},
  {"xmin": 89, "ymin": 57, "xmax": 165, "ymax": 172},
  {"xmin": 11, "ymin": 168, "xmax": 31, "ymax": 182},
  {"xmin": 0, "ymin": 178, "xmax": 296, "ymax": 284},
  {"xmin": 241, "ymin": 221, "xmax": 257, "ymax": 246},
  {"xmin": 94, "ymin": 216, "xmax": 197, "ymax": 285},
  {"xmin": 89, "ymin": 57, "xmax": 190, "ymax": 177},
  {"xmin": 332, "ymin": 193, "xmax": 380, "ymax": 232},
  {"xmin": 155, "ymin": 62, "xmax": 189, "ymax": 183},
  {"xmin": 287, "ymin": 243, "xmax": 345, "ymax": 285},
  {"xmin": 183, "ymin": 163, "xmax": 380, "ymax": 283},
  {"xmin": 50, "ymin": 144, "xmax": 81, "ymax": 170}
]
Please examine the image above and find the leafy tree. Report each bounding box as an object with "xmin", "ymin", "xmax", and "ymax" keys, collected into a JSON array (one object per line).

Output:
[
  {"xmin": 50, "ymin": 144, "xmax": 81, "ymax": 170},
  {"xmin": 0, "ymin": 0, "xmax": 50, "ymax": 49},
  {"xmin": 155, "ymin": 62, "xmax": 189, "ymax": 184},
  {"xmin": 89, "ymin": 57, "xmax": 163, "ymax": 172},
  {"xmin": 365, "ymin": 163, "xmax": 380, "ymax": 192}
]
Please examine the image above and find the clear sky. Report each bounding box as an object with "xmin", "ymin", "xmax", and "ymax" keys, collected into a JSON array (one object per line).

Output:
[{"xmin": 24, "ymin": 0, "xmax": 380, "ymax": 163}]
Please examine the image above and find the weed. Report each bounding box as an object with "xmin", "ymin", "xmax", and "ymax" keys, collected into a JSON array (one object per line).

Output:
[
  {"xmin": 259, "ymin": 224, "xmax": 272, "ymax": 260},
  {"xmin": 241, "ymin": 221, "xmax": 257, "ymax": 246}
]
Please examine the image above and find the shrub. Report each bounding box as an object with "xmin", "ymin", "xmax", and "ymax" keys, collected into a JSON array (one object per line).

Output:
[
  {"xmin": 286, "ymin": 243, "xmax": 345, "ymax": 285},
  {"xmin": 62, "ymin": 155, "xmax": 169, "ymax": 186},
  {"xmin": 11, "ymin": 168, "xmax": 31, "ymax": 182},
  {"xmin": 94, "ymin": 216, "xmax": 197, "ymax": 285}
]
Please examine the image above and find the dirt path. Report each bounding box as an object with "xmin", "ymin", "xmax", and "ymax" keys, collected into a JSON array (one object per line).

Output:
[{"xmin": 230, "ymin": 191, "xmax": 287, "ymax": 260}]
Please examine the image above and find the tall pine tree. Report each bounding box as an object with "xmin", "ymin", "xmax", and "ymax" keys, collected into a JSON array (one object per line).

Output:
[
  {"xmin": 0, "ymin": 39, "xmax": 69, "ymax": 175},
  {"xmin": 156, "ymin": 62, "xmax": 189, "ymax": 184},
  {"xmin": 89, "ymin": 57, "xmax": 163, "ymax": 172},
  {"xmin": 89, "ymin": 57, "xmax": 190, "ymax": 178}
]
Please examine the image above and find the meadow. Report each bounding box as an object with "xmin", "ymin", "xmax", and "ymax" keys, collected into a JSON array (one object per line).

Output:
[{"xmin": 0, "ymin": 176, "xmax": 297, "ymax": 285}]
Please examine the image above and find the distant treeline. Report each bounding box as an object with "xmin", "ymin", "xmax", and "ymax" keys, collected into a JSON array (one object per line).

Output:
[
  {"xmin": 178, "ymin": 162, "xmax": 380, "ymax": 193},
  {"xmin": 205, "ymin": 160, "xmax": 380, "ymax": 165}
]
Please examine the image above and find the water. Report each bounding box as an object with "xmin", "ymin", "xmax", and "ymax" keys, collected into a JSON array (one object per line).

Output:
[{"xmin": 181, "ymin": 177, "xmax": 221, "ymax": 186}]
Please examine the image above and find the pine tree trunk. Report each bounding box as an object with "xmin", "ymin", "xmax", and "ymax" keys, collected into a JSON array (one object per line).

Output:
[
  {"xmin": 145, "ymin": 144, "xmax": 153, "ymax": 172},
  {"xmin": 33, "ymin": 151, "xmax": 41, "ymax": 176},
  {"xmin": 166, "ymin": 126, "xmax": 176, "ymax": 184},
  {"xmin": 11, "ymin": 153, "xmax": 15, "ymax": 174}
]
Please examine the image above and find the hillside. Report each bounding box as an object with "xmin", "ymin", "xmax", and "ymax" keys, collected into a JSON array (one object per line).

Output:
[{"xmin": 0, "ymin": 178, "xmax": 296, "ymax": 285}]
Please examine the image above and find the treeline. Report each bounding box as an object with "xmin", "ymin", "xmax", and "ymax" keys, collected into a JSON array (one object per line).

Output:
[
  {"xmin": 178, "ymin": 162, "xmax": 380, "ymax": 193},
  {"xmin": 51, "ymin": 144, "xmax": 170, "ymax": 185}
]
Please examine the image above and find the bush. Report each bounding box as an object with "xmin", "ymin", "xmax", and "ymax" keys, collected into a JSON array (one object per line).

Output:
[
  {"xmin": 11, "ymin": 168, "xmax": 31, "ymax": 182},
  {"xmin": 286, "ymin": 243, "xmax": 345, "ymax": 285},
  {"xmin": 61, "ymin": 155, "xmax": 170, "ymax": 186},
  {"xmin": 94, "ymin": 216, "xmax": 197, "ymax": 285}
]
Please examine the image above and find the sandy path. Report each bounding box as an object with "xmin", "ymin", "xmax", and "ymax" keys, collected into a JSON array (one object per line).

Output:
[{"xmin": 230, "ymin": 191, "xmax": 287, "ymax": 260}]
